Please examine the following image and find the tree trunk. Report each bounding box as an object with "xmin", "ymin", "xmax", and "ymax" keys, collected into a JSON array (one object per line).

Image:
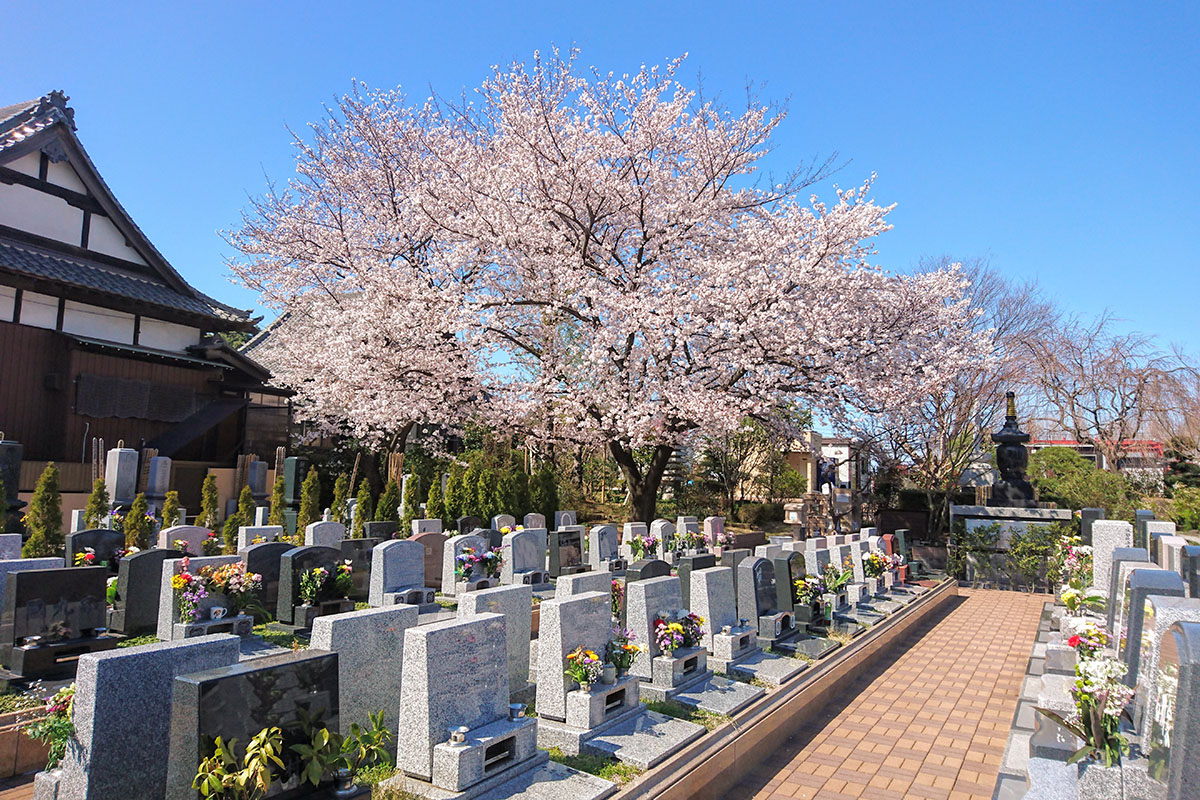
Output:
[{"xmin": 609, "ymin": 441, "xmax": 674, "ymax": 523}]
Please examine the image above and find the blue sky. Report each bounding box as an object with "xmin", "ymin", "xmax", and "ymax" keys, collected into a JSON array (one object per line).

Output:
[{"xmin": 6, "ymin": 2, "xmax": 1198, "ymax": 349}]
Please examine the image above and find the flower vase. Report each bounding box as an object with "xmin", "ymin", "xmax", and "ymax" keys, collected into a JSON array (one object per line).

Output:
[
  {"xmin": 331, "ymin": 767, "xmax": 358, "ymax": 798},
  {"xmin": 601, "ymin": 664, "xmax": 617, "ymax": 685},
  {"xmin": 616, "ymin": 666, "xmax": 628, "ymax": 678}
]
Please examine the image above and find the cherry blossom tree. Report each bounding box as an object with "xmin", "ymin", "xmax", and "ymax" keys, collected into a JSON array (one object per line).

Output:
[{"xmin": 230, "ymin": 49, "xmax": 988, "ymax": 521}]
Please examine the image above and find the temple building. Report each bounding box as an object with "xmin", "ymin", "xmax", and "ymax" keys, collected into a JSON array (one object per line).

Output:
[{"xmin": 0, "ymin": 92, "xmax": 289, "ymax": 493}]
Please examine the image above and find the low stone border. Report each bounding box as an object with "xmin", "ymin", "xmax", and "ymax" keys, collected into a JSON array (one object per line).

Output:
[{"xmin": 614, "ymin": 578, "xmax": 959, "ymax": 800}]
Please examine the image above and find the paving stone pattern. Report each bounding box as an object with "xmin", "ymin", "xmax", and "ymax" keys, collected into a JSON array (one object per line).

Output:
[{"xmin": 729, "ymin": 589, "xmax": 1044, "ymax": 800}]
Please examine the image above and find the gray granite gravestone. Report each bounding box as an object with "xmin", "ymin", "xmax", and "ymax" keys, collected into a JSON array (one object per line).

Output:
[
  {"xmin": 157, "ymin": 525, "xmax": 212, "ymax": 556},
  {"xmin": 310, "ymin": 603, "xmax": 419, "ymax": 755},
  {"xmin": 245, "ymin": 460, "xmax": 268, "ymax": 505},
  {"xmin": 1123, "ymin": 569, "xmax": 1186, "ymax": 686},
  {"xmin": 720, "ymin": 548, "xmax": 751, "ymax": 596},
  {"xmin": 394, "ymin": 613, "xmax": 540, "ymax": 786},
  {"xmin": 369, "ymin": 539, "xmax": 435, "ymax": 607},
  {"xmin": 65, "ymin": 529, "xmax": 126, "ymax": 573},
  {"xmin": 555, "ymin": 571, "xmax": 613, "ymax": 598},
  {"xmin": 625, "ymin": 559, "xmax": 670, "ymax": 584},
  {"xmin": 620, "ymin": 522, "xmax": 650, "ymax": 561},
  {"xmin": 236, "ymin": 524, "xmax": 281, "ymax": 551},
  {"xmin": 276, "ymin": 545, "xmax": 348, "ymax": 625},
  {"xmin": 676, "ymin": 553, "xmax": 717, "ymax": 608},
  {"xmin": 1181, "ymin": 545, "xmax": 1200, "ymax": 598},
  {"xmin": 501, "ymin": 529, "xmax": 549, "ymax": 586},
  {"xmin": 1143, "ymin": 620, "xmax": 1200, "ymax": 798},
  {"xmin": 70, "ymin": 510, "xmax": 87, "ymax": 533},
  {"xmin": 56, "ymin": 634, "xmax": 241, "ymax": 800},
  {"xmin": 252, "ymin": 506, "xmax": 269, "ymax": 526},
  {"xmin": 458, "ymin": 583, "xmax": 533, "ymax": 694},
  {"xmin": 689, "ymin": 565, "xmax": 737, "ymax": 653},
  {"xmin": 1147, "ymin": 520, "xmax": 1178, "ymax": 565},
  {"xmin": 411, "ymin": 518, "xmax": 443, "ymax": 536},
  {"xmin": 703, "ymin": 516, "xmax": 725, "ymax": 549},
  {"xmin": 240, "ymin": 541, "xmax": 292, "ymax": 617},
  {"xmin": 549, "ymin": 527, "xmax": 588, "ymax": 578},
  {"xmin": 1108, "ymin": 547, "xmax": 1150, "ymax": 633},
  {"xmin": 104, "ymin": 447, "xmax": 138, "ymax": 507},
  {"xmin": 166, "ymin": 649, "xmax": 337, "ymax": 800},
  {"xmin": 456, "ymin": 515, "xmax": 483, "ymax": 535},
  {"xmin": 305, "ymin": 520, "xmax": 345, "ymax": 548},
  {"xmin": 554, "ymin": 510, "xmax": 578, "ymax": 529},
  {"xmin": 625, "ymin": 575, "xmax": 683, "ymax": 681},
  {"xmin": 534, "ymin": 589, "xmax": 613, "ymax": 722},
  {"xmin": 524, "ymin": 513, "xmax": 546, "ymax": 529},
  {"xmin": 442, "ymin": 533, "xmax": 492, "ymax": 596},
  {"xmin": 156, "ymin": 555, "xmax": 243, "ymax": 641},
  {"xmin": 492, "ymin": 514, "xmax": 517, "ymax": 531},
  {"xmin": 107, "ymin": 548, "xmax": 184, "ymax": 635},
  {"xmin": 588, "ymin": 525, "xmax": 625, "ymax": 572},
  {"xmin": 1093, "ymin": 520, "xmax": 1134, "ymax": 589},
  {"xmin": 1133, "ymin": 595, "xmax": 1200, "ymax": 734},
  {"xmin": 1080, "ymin": 508, "xmax": 1105, "ymax": 546},
  {"xmin": 650, "ymin": 519, "xmax": 676, "ymax": 557}
]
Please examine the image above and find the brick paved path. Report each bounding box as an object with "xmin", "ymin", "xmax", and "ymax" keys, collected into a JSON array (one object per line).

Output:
[{"xmin": 730, "ymin": 589, "xmax": 1046, "ymax": 800}]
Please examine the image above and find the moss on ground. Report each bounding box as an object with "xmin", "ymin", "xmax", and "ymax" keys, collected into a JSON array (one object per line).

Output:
[
  {"xmin": 641, "ymin": 699, "xmax": 730, "ymax": 731},
  {"xmin": 544, "ymin": 747, "xmax": 642, "ymax": 784}
]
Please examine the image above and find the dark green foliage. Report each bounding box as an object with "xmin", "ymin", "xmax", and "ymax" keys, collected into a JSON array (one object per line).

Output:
[
  {"xmin": 734, "ymin": 502, "xmax": 784, "ymax": 527},
  {"xmin": 162, "ymin": 490, "xmax": 182, "ymax": 527},
  {"xmin": 425, "ymin": 475, "xmax": 447, "ymax": 528},
  {"xmin": 83, "ymin": 478, "xmax": 110, "ymax": 528},
  {"xmin": 946, "ymin": 520, "xmax": 1001, "ymax": 579},
  {"xmin": 124, "ymin": 493, "xmax": 153, "ymax": 550},
  {"xmin": 199, "ymin": 474, "xmax": 220, "ymax": 531},
  {"xmin": 399, "ymin": 476, "xmax": 420, "ymax": 536},
  {"xmin": 529, "ymin": 464, "xmax": 558, "ymax": 523},
  {"xmin": 376, "ymin": 479, "xmax": 401, "ymax": 523},
  {"xmin": 22, "ymin": 462, "xmax": 62, "ymax": 557},
  {"xmin": 297, "ymin": 467, "xmax": 322, "ymax": 532},
  {"xmin": 443, "ymin": 466, "xmax": 465, "ymax": 520},
  {"xmin": 351, "ymin": 480, "xmax": 374, "ymax": 538},
  {"xmin": 1028, "ymin": 446, "xmax": 1133, "ymax": 519},
  {"xmin": 1006, "ymin": 524, "xmax": 1059, "ymax": 591},
  {"xmin": 330, "ymin": 473, "xmax": 351, "ymax": 525},
  {"xmin": 268, "ymin": 476, "xmax": 286, "ymax": 527}
]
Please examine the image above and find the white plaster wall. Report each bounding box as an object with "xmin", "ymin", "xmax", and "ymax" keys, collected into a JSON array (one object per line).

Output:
[
  {"xmin": 0, "ymin": 182, "xmax": 83, "ymax": 244},
  {"xmin": 86, "ymin": 214, "xmax": 147, "ymax": 265},
  {"xmin": 139, "ymin": 317, "xmax": 199, "ymax": 351},
  {"xmin": 6, "ymin": 152, "xmax": 40, "ymax": 178},
  {"xmin": 18, "ymin": 291, "xmax": 58, "ymax": 330},
  {"xmin": 61, "ymin": 300, "xmax": 135, "ymax": 344},
  {"xmin": 46, "ymin": 160, "xmax": 87, "ymax": 193},
  {"xmin": 0, "ymin": 286, "xmax": 14, "ymax": 321}
]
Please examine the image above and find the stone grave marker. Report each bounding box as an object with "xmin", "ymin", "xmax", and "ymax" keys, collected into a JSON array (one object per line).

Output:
[
  {"xmin": 156, "ymin": 555, "xmax": 253, "ymax": 641},
  {"xmin": 236, "ymin": 524, "xmax": 281, "ymax": 551},
  {"xmin": 412, "ymin": 518, "xmax": 443, "ymax": 536},
  {"xmin": 457, "ymin": 515, "xmax": 483, "ymax": 535},
  {"xmin": 65, "ymin": 529, "xmax": 126, "ymax": 573},
  {"xmin": 676, "ymin": 553, "xmax": 717, "ymax": 607},
  {"xmin": 1080, "ymin": 507, "xmax": 1105, "ymax": 546},
  {"xmin": 363, "ymin": 520, "xmax": 397, "ymax": 539},
  {"xmin": 458, "ymin": 583, "xmax": 534, "ymax": 695},
  {"xmin": 501, "ymin": 529, "xmax": 549, "ymax": 587},
  {"xmin": 689, "ymin": 565, "xmax": 737, "ymax": 653},
  {"xmin": 1108, "ymin": 547, "xmax": 1150, "ymax": 633},
  {"xmin": 70, "ymin": 509, "xmax": 87, "ymax": 534},
  {"xmin": 157, "ymin": 525, "xmax": 211, "ymax": 556},
  {"xmin": 391, "ymin": 613, "xmax": 541, "ymax": 790},
  {"xmin": 1147, "ymin": 520, "xmax": 1178, "ymax": 565},
  {"xmin": 0, "ymin": 557, "xmax": 64, "ymax": 604},
  {"xmin": 54, "ymin": 634, "xmax": 241, "ymax": 800},
  {"xmin": 166, "ymin": 649, "xmax": 337, "ymax": 800},
  {"xmin": 283, "ymin": 456, "xmax": 308, "ymax": 506},
  {"xmin": 369, "ymin": 539, "xmax": 435, "ymax": 607},
  {"xmin": 442, "ymin": 533, "xmax": 493, "ymax": 596},
  {"xmin": 772, "ymin": 552, "xmax": 806, "ymax": 618},
  {"xmin": 703, "ymin": 516, "xmax": 725, "ymax": 549},
  {"xmin": 277, "ymin": 545, "xmax": 354, "ymax": 626},
  {"xmin": 1181, "ymin": 545, "xmax": 1200, "ymax": 598},
  {"xmin": 104, "ymin": 446, "xmax": 138, "ymax": 507},
  {"xmin": 588, "ymin": 525, "xmax": 625, "ymax": 572},
  {"xmin": 524, "ymin": 512, "xmax": 546, "ymax": 529},
  {"xmin": 620, "ymin": 522, "xmax": 650, "ymax": 562},
  {"xmin": 625, "ymin": 559, "xmax": 671, "ymax": 584},
  {"xmin": 492, "ymin": 514, "xmax": 517, "ymax": 531},
  {"xmin": 737, "ymin": 557, "xmax": 793, "ymax": 645},
  {"xmin": 311, "ymin": 604, "xmax": 419, "ymax": 755},
  {"xmin": 106, "ymin": 548, "xmax": 184, "ymax": 636},
  {"xmin": 411, "ymin": 531, "xmax": 448, "ymax": 591},
  {"xmin": 1159, "ymin": 535, "xmax": 1189, "ymax": 574},
  {"xmin": 0, "ymin": 565, "xmax": 117, "ymax": 679},
  {"xmin": 1093, "ymin": 520, "xmax": 1134, "ymax": 589},
  {"xmin": 305, "ymin": 520, "xmax": 345, "ymax": 548},
  {"xmin": 555, "ymin": 571, "xmax": 614, "ymax": 598},
  {"xmin": 554, "ymin": 510, "xmax": 578, "ymax": 529},
  {"xmin": 549, "ymin": 526, "xmax": 589, "ymax": 578},
  {"xmin": 720, "ymin": 548, "xmax": 751, "ymax": 596},
  {"xmin": 1143, "ymin": 620, "xmax": 1200, "ymax": 797},
  {"xmin": 340, "ymin": 537, "xmax": 380, "ymax": 601},
  {"xmin": 625, "ymin": 574, "xmax": 683, "ymax": 681},
  {"xmin": 252, "ymin": 506, "xmax": 269, "ymax": 526},
  {"xmin": 245, "ymin": 460, "xmax": 268, "ymax": 505},
  {"xmin": 1122, "ymin": 569, "xmax": 1185, "ymax": 685},
  {"xmin": 1134, "ymin": 509, "xmax": 1156, "ymax": 550},
  {"xmin": 650, "ymin": 519, "xmax": 676, "ymax": 558},
  {"xmin": 241, "ymin": 541, "xmax": 292, "ymax": 617},
  {"xmin": 1133, "ymin": 595, "xmax": 1200, "ymax": 734}
]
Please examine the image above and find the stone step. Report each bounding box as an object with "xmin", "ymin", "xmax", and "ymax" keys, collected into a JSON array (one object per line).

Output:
[
  {"xmin": 726, "ymin": 650, "xmax": 808, "ymax": 686},
  {"xmin": 471, "ymin": 760, "xmax": 617, "ymax": 800},
  {"xmin": 670, "ymin": 674, "xmax": 764, "ymax": 716},
  {"xmin": 582, "ymin": 709, "xmax": 706, "ymax": 770}
]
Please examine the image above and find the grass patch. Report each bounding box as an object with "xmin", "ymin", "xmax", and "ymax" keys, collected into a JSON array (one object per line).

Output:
[
  {"xmin": 253, "ymin": 624, "xmax": 307, "ymax": 650},
  {"xmin": 826, "ymin": 630, "xmax": 855, "ymax": 646},
  {"xmin": 355, "ymin": 763, "xmax": 399, "ymax": 787},
  {"xmin": 0, "ymin": 690, "xmax": 42, "ymax": 714},
  {"xmin": 355, "ymin": 601, "xmax": 371, "ymax": 611},
  {"xmin": 370, "ymin": 780, "xmax": 423, "ymax": 800},
  {"xmin": 641, "ymin": 699, "xmax": 730, "ymax": 731},
  {"xmin": 544, "ymin": 747, "xmax": 642, "ymax": 784},
  {"xmin": 116, "ymin": 634, "xmax": 160, "ymax": 649},
  {"xmin": 436, "ymin": 599, "xmax": 457, "ymax": 609}
]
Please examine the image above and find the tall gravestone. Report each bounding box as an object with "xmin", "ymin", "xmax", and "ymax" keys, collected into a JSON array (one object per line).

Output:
[
  {"xmin": 245, "ymin": 460, "xmax": 268, "ymax": 506},
  {"xmin": 549, "ymin": 526, "xmax": 588, "ymax": 578},
  {"xmin": 625, "ymin": 575, "xmax": 683, "ymax": 681},
  {"xmin": 369, "ymin": 539, "xmax": 435, "ymax": 607},
  {"xmin": 1079, "ymin": 507, "xmax": 1105, "ymax": 546},
  {"xmin": 501, "ymin": 529, "xmax": 549, "ymax": 587},
  {"xmin": 457, "ymin": 583, "xmax": 534, "ymax": 695},
  {"xmin": 276, "ymin": 545, "xmax": 352, "ymax": 626},
  {"xmin": 104, "ymin": 446, "xmax": 139, "ymax": 508},
  {"xmin": 411, "ymin": 531, "xmax": 448, "ymax": 591},
  {"xmin": 442, "ymin": 534, "xmax": 492, "ymax": 596},
  {"xmin": 676, "ymin": 553, "xmax": 717, "ymax": 607},
  {"xmin": 1134, "ymin": 509, "xmax": 1156, "ymax": 550},
  {"xmin": 650, "ymin": 519, "xmax": 676, "ymax": 559},
  {"xmin": 241, "ymin": 541, "xmax": 293, "ymax": 617},
  {"xmin": 588, "ymin": 525, "xmax": 625, "ymax": 572},
  {"xmin": 1107, "ymin": 547, "xmax": 1150, "ymax": 633},
  {"xmin": 340, "ymin": 537, "xmax": 381, "ymax": 601},
  {"xmin": 1093, "ymin": 520, "xmax": 1134, "ymax": 590},
  {"xmin": 65, "ymin": 529, "xmax": 126, "ymax": 574},
  {"xmin": 107, "ymin": 548, "xmax": 184, "ymax": 636},
  {"xmin": 703, "ymin": 516, "xmax": 725, "ymax": 549},
  {"xmin": 0, "ymin": 437, "xmax": 25, "ymax": 533},
  {"xmin": 1143, "ymin": 620, "xmax": 1200, "ymax": 798}
]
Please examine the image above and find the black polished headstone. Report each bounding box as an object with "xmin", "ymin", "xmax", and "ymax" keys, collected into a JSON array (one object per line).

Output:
[
  {"xmin": 749, "ymin": 557, "xmax": 779, "ymax": 617},
  {"xmin": 1135, "ymin": 510, "xmax": 1155, "ymax": 550},
  {"xmin": 277, "ymin": 546, "xmax": 343, "ymax": 624},
  {"xmin": 241, "ymin": 542, "xmax": 294, "ymax": 619},
  {"xmin": 362, "ymin": 521, "xmax": 397, "ymax": 540},
  {"xmin": 340, "ymin": 537, "xmax": 381, "ymax": 601},
  {"xmin": 549, "ymin": 529, "xmax": 588, "ymax": 578},
  {"xmin": 65, "ymin": 529, "xmax": 127, "ymax": 574},
  {"xmin": 108, "ymin": 548, "xmax": 184, "ymax": 635},
  {"xmin": 283, "ymin": 456, "xmax": 308, "ymax": 507},
  {"xmin": 0, "ymin": 566, "xmax": 116, "ymax": 678},
  {"xmin": 676, "ymin": 554, "xmax": 717, "ymax": 606},
  {"xmin": 773, "ymin": 552, "xmax": 806, "ymax": 614},
  {"xmin": 1181, "ymin": 546, "xmax": 1200, "ymax": 598},
  {"xmin": 167, "ymin": 649, "xmax": 338, "ymax": 797},
  {"xmin": 456, "ymin": 516, "xmax": 483, "ymax": 535},
  {"xmin": 625, "ymin": 559, "xmax": 671, "ymax": 583},
  {"xmin": 1080, "ymin": 508, "xmax": 1105, "ymax": 547},
  {"xmin": 0, "ymin": 438, "xmax": 25, "ymax": 533}
]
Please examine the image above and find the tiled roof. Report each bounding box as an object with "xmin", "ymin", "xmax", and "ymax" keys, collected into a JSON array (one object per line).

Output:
[
  {"xmin": 0, "ymin": 238, "xmax": 246, "ymax": 323},
  {"xmin": 0, "ymin": 93, "xmax": 73, "ymax": 154}
]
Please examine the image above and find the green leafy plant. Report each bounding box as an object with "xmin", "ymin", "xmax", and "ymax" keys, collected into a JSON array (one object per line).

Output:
[
  {"xmin": 376, "ymin": 479, "xmax": 402, "ymax": 523},
  {"xmin": 22, "ymin": 462, "xmax": 62, "ymax": 557},
  {"xmin": 24, "ymin": 684, "xmax": 75, "ymax": 768},
  {"xmin": 193, "ymin": 727, "xmax": 285, "ymax": 799},
  {"xmin": 1035, "ymin": 656, "xmax": 1134, "ymax": 767},
  {"xmin": 83, "ymin": 478, "xmax": 110, "ymax": 529},
  {"xmin": 123, "ymin": 493, "xmax": 154, "ymax": 550},
  {"xmin": 1007, "ymin": 524, "xmax": 1059, "ymax": 591},
  {"xmin": 339, "ymin": 710, "xmax": 394, "ymax": 780},
  {"xmin": 199, "ymin": 474, "xmax": 220, "ymax": 531},
  {"xmin": 425, "ymin": 475, "xmax": 446, "ymax": 529},
  {"xmin": 267, "ymin": 476, "xmax": 286, "ymax": 528},
  {"xmin": 351, "ymin": 480, "xmax": 374, "ymax": 539},
  {"xmin": 947, "ymin": 520, "xmax": 1001, "ymax": 579},
  {"xmin": 162, "ymin": 490, "xmax": 182, "ymax": 527},
  {"xmin": 330, "ymin": 473, "xmax": 351, "ymax": 526},
  {"xmin": 399, "ymin": 476, "xmax": 420, "ymax": 536},
  {"xmin": 297, "ymin": 468, "xmax": 322, "ymax": 532},
  {"xmin": 290, "ymin": 723, "xmax": 341, "ymax": 787}
]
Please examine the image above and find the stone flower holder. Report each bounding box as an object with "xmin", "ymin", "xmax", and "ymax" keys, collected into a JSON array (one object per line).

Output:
[
  {"xmin": 650, "ymin": 645, "xmax": 708, "ymax": 689},
  {"xmin": 296, "ymin": 598, "xmax": 356, "ymax": 630},
  {"xmin": 564, "ymin": 673, "xmax": 641, "ymax": 730}
]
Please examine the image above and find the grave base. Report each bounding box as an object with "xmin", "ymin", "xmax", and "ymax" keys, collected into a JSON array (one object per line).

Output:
[
  {"xmin": 3, "ymin": 635, "xmax": 119, "ymax": 680},
  {"xmin": 582, "ymin": 709, "xmax": 706, "ymax": 770},
  {"xmin": 432, "ymin": 716, "xmax": 538, "ymax": 791},
  {"xmin": 383, "ymin": 759, "xmax": 617, "ymax": 800},
  {"xmin": 859, "ymin": 596, "xmax": 903, "ymax": 615},
  {"xmin": 771, "ymin": 634, "xmax": 840, "ymax": 659},
  {"xmin": 720, "ymin": 649, "xmax": 808, "ymax": 686},
  {"xmin": 173, "ymin": 614, "xmax": 253, "ymax": 640},
  {"xmin": 382, "ymin": 586, "xmax": 437, "ymax": 606},
  {"xmin": 669, "ymin": 674, "xmax": 764, "ymax": 715},
  {"xmin": 537, "ymin": 690, "xmax": 646, "ymax": 755},
  {"xmin": 454, "ymin": 577, "xmax": 496, "ymax": 595},
  {"xmin": 295, "ymin": 599, "xmax": 356, "ymax": 629},
  {"xmin": 385, "ymin": 749, "xmax": 552, "ymax": 800}
]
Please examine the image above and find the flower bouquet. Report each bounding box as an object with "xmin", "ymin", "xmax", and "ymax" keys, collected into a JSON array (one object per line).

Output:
[
  {"xmin": 1036, "ymin": 655, "xmax": 1134, "ymax": 766},
  {"xmin": 628, "ymin": 533, "xmax": 660, "ymax": 560},
  {"xmin": 821, "ymin": 561, "xmax": 853, "ymax": 593},
  {"xmin": 564, "ymin": 646, "xmax": 604, "ymax": 688},
  {"xmin": 455, "ymin": 546, "xmax": 500, "ymax": 580},
  {"xmin": 605, "ymin": 627, "xmax": 642, "ymax": 674},
  {"xmin": 73, "ymin": 548, "xmax": 97, "ymax": 567},
  {"xmin": 201, "ymin": 531, "xmax": 223, "ymax": 556},
  {"xmin": 653, "ymin": 611, "xmax": 705, "ymax": 654},
  {"xmin": 794, "ymin": 575, "xmax": 826, "ymax": 608},
  {"xmin": 863, "ymin": 550, "xmax": 890, "ymax": 579},
  {"xmin": 1067, "ymin": 621, "xmax": 1110, "ymax": 661},
  {"xmin": 205, "ymin": 562, "xmax": 263, "ymax": 613},
  {"xmin": 171, "ymin": 558, "xmax": 210, "ymax": 622},
  {"xmin": 173, "ymin": 538, "xmax": 193, "ymax": 556},
  {"xmin": 1061, "ymin": 587, "xmax": 1105, "ymax": 617},
  {"xmin": 611, "ymin": 579, "xmax": 624, "ymax": 617}
]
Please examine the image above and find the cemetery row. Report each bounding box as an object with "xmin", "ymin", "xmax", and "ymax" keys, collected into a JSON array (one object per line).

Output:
[
  {"xmin": 1019, "ymin": 511, "xmax": 1200, "ymax": 800},
  {"xmin": 0, "ymin": 506, "xmax": 936, "ymax": 799}
]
